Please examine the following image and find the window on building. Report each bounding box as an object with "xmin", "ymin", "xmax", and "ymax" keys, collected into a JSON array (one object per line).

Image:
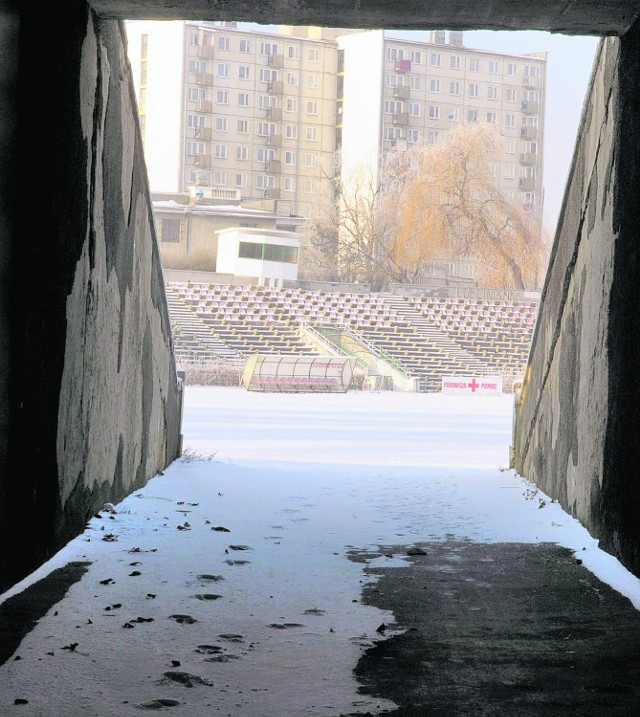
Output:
[
  {"xmin": 450, "ymin": 55, "xmax": 461, "ymax": 70},
  {"xmin": 187, "ymin": 87, "xmax": 206, "ymax": 102},
  {"xmin": 160, "ymin": 219, "xmax": 181, "ymax": 243},
  {"xmin": 188, "ymin": 59, "xmax": 207, "ymax": 73},
  {"xmin": 237, "ymin": 92, "xmax": 249, "ymax": 108},
  {"xmin": 409, "ymin": 102, "xmax": 420, "ymax": 117},
  {"xmin": 239, "ymin": 39, "xmax": 251, "ymax": 53},
  {"xmin": 217, "ymin": 35, "xmax": 229, "ymax": 51},
  {"xmin": 308, "ymin": 47, "xmax": 320, "ymax": 62},
  {"xmin": 285, "ymin": 98, "xmax": 298, "ymax": 113},
  {"xmin": 430, "ymin": 52, "xmax": 441, "ymax": 67},
  {"xmin": 449, "ymin": 81, "xmax": 460, "ymax": 96},
  {"xmin": 429, "ymin": 78, "xmax": 440, "ymax": 93},
  {"xmin": 257, "ymin": 147, "xmax": 276, "ymax": 162},
  {"xmin": 214, "ymin": 117, "xmax": 227, "ymax": 132},
  {"xmin": 236, "ymin": 146, "xmax": 249, "ymax": 160},
  {"xmin": 468, "ymin": 83, "xmax": 479, "ymax": 98},
  {"xmin": 304, "ymin": 179, "xmax": 315, "ymax": 193},
  {"xmin": 467, "ymin": 109, "xmax": 478, "ymax": 123},
  {"xmin": 186, "ymin": 141, "xmax": 205, "ymax": 155},
  {"xmin": 187, "ymin": 114, "xmax": 205, "ymax": 128},
  {"xmin": 506, "ymin": 88, "xmax": 517, "ymax": 102},
  {"xmin": 410, "ymin": 75, "xmax": 421, "ymax": 90},
  {"xmin": 428, "ymin": 105, "xmax": 440, "ymax": 120},
  {"xmin": 255, "ymin": 175, "xmax": 276, "ymax": 190},
  {"xmin": 387, "ymin": 47, "xmax": 404, "ymax": 61},
  {"xmin": 524, "ymin": 64, "xmax": 540, "ymax": 77},
  {"xmin": 216, "ymin": 63, "xmax": 229, "ymax": 78},
  {"xmin": 236, "ymin": 120, "xmax": 249, "ymax": 134},
  {"xmin": 287, "ymin": 72, "xmax": 299, "ymax": 86},
  {"xmin": 259, "ymin": 68, "xmax": 278, "ymax": 83},
  {"xmin": 507, "ymin": 139, "xmax": 516, "ymax": 154},
  {"xmin": 507, "ymin": 62, "xmax": 517, "ymax": 76},
  {"xmin": 258, "ymin": 94, "xmax": 277, "ymax": 109},
  {"xmin": 410, "ymin": 50, "xmax": 422, "ymax": 64},
  {"xmin": 304, "ymin": 153, "xmax": 317, "ymax": 167},
  {"xmin": 427, "ymin": 131, "xmax": 438, "ymax": 144},
  {"xmin": 287, "ymin": 45, "xmax": 299, "ymax": 60},
  {"xmin": 449, "ymin": 107, "xmax": 460, "ymax": 122},
  {"xmin": 469, "ymin": 57, "xmax": 479, "ymax": 72},
  {"xmin": 260, "ymin": 41, "xmax": 278, "ymax": 56},
  {"xmin": 238, "ymin": 65, "xmax": 250, "ymax": 80},
  {"xmin": 214, "ymin": 143, "xmax": 227, "ymax": 159},
  {"xmin": 505, "ymin": 113, "xmax": 515, "ymax": 128},
  {"xmin": 408, "ymin": 129, "xmax": 420, "ymax": 143},
  {"xmin": 141, "ymin": 34, "xmax": 148, "ymax": 57},
  {"xmin": 306, "ymin": 126, "xmax": 318, "ymax": 141},
  {"xmin": 189, "ymin": 33, "xmax": 199, "ymax": 47},
  {"xmin": 384, "ymin": 99, "xmax": 403, "ymax": 114},
  {"xmin": 306, "ymin": 100, "xmax": 318, "ymax": 115},
  {"xmin": 284, "ymin": 150, "xmax": 297, "ymax": 165},
  {"xmin": 386, "ymin": 73, "xmax": 403, "ymax": 88},
  {"xmin": 384, "ymin": 126, "xmax": 401, "ymax": 140},
  {"xmin": 258, "ymin": 121, "xmax": 276, "ymax": 136},
  {"xmin": 486, "ymin": 111, "xmax": 497, "ymax": 125},
  {"xmin": 488, "ymin": 85, "xmax": 498, "ymax": 101},
  {"xmin": 285, "ymin": 124, "xmax": 298, "ymax": 139},
  {"xmin": 284, "ymin": 177, "xmax": 296, "ymax": 192},
  {"xmin": 213, "ymin": 170, "xmax": 226, "ymax": 185},
  {"xmin": 216, "ymin": 90, "xmax": 228, "ymax": 105},
  {"xmin": 489, "ymin": 59, "xmax": 499, "ymax": 74},
  {"xmin": 307, "ymin": 74, "xmax": 319, "ymax": 89},
  {"xmin": 235, "ymin": 172, "xmax": 247, "ymax": 188}
]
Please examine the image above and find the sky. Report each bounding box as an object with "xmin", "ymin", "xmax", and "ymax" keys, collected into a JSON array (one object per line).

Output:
[{"xmin": 386, "ymin": 30, "xmax": 600, "ymax": 236}]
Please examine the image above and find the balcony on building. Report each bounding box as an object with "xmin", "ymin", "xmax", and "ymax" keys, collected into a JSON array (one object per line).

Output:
[
  {"xmin": 521, "ymin": 100, "xmax": 539, "ymax": 114},
  {"xmin": 196, "ymin": 72, "xmax": 213, "ymax": 85},
  {"xmin": 267, "ymin": 53, "xmax": 285, "ymax": 67},
  {"xmin": 196, "ymin": 100, "xmax": 213, "ymax": 113},
  {"xmin": 520, "ymin": 125, "xmax": 538, "ymax": 140},
  {"xmin": 265, "ymin": 134, "xmax": 282, "ymax": 147},
  {"xmin": 267, "ymin": 80, "xmax": 284, "ymax": 94},
  {"xmin": 265, "ymin": 160, "xmax": 282, "ymax": 173},
  {"xmin": 264, "ymin": 106, "xmax": 282, "ymax": 121},
  {"xmin": 519, "ymin": 177, "xmax": 536, "ymax": 191},
  {"xmin": 395, "ymin": 60, "xmax": 412, "ymax": 72},
  {"xmin": 519, "ymin": 152, "xmax": 537, "ymax": 166},
  {"xmin": 192, "ymin": 126, "xmax": 212, "ymax": 140},
  {"xmin": 265, "ymin": 188, "xmax": 281, "ymax": 199},
  {"xmin": 185, "ymin": 154, "xmax": 212, "ymax": 168},
  {"xmin": 522, "ymin": 75, "xmax": 539, "ymax": 88},
  {"xmin": 393, "ymin": 85, "xmax": 410, "ymax": 99},
  {"xmin": 196, "ymin": 45, "xmax": 214, "ymax": 59},
  {"xmin": 392, "ymin": 112, "xmax": 409, "ymax": 126}
]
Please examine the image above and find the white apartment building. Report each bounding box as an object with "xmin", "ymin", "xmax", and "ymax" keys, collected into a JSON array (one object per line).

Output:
[
  {"xmin": 338, "ymin": 30, "xmax": 547, "ymax": 229},
  {"xmin": 126, "ymin": 21, "xmax": 339, "ymax": 218}
]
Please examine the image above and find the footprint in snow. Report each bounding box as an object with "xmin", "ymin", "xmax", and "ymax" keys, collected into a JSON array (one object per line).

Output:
[
  {"xmin": 224, "ymin": 559, "xmax": 249, "ymax": 566},
  {"xmin": 193, "ymin": 594, "xmax": 222, "ymax": 601},
  {"xmin": 169, "ymin": 614, "xmax": 198, "ymax": 625},
  {"xmin": 268, "ymin": 623, "xmax": 305, "ymax": 629}
]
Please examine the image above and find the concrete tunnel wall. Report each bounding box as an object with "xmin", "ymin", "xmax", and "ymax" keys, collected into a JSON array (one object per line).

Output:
[
  {"xmin": 513, "ymin": 25, "xmax": 640, "ymax": 577},
  {"xmin": 0, "ymin": 3, "xmax": 182, "ymax": 592}
]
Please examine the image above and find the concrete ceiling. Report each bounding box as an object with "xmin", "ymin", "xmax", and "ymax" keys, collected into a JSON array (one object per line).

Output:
[{"xmin": 88, "ymin": 1, "xmax": 640, "ymax": 35}]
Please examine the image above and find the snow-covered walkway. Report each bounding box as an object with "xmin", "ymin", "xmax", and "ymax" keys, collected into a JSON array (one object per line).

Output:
[{"xmin": 1, "ymin": 388, "xmax": 639, "ymax": 716}]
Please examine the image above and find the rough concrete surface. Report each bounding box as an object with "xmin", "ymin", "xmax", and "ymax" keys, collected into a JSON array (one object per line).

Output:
[
  {"xmin": 514, "ymin": 27, "xmax": 640, "ymax": 578},
  {"xmin": 89, "ymin": 0, "xmax": 640, "ymax": 35},
  {"xmin": 0, "ymin": 4, "xmax": 181, "ymax": 592},
  {"xmin": 352, "ymin": 542, "xmax": 640, "ymax": 716}
]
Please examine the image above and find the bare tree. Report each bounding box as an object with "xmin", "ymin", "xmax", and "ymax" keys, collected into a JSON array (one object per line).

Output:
[{"xmin": 304, "ymin": 122, "xmax": 547, "ymax": 290}]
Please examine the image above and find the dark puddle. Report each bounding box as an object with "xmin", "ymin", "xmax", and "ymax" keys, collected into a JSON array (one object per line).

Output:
[
  {"xmin": 0, "ymin": 561, "xmax": 91, "ymax": 665},
  {"xmin": 351, "ymin": 542, "xmax": 640, "ymax": 715}
]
